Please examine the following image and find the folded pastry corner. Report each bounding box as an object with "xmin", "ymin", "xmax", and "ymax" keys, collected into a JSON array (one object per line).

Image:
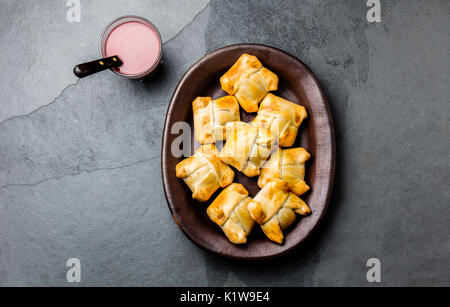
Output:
[
  {"xmin": 258, "ymin": 147, "xmax": 311, "ymax": 196},
  {"xmin": 207, "ymin": 183, "xmax": 256, "ymax": 244},
  {"xmin": 219, "ymin": 121, "xmax": 275, "ymax": 177},
  {"xmin": 176, "ymin": 144, "xmax": 234, "ymax": 202},
  {"xmin": 252, "ymin": 93, "xmax": 307, "ymax": 147},
  {"xmin": 220, "ymin": 54, "xmax": 279, "ymax": 113},
  {"xmin": 248, "ymin": 179, "xmax": 311, "ymax": 244},
  {"xmin": 193, "ymin": 96, "xmax": 240, "ymax": 144}
]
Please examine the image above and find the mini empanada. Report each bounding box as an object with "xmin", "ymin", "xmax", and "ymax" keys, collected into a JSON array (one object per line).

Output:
[
  {"xmin": 207, "ymin": 183, "xmax": 256, "ymax": 244},
  {"xmin": 252, "ymin": 93, "xmax": 307, "ymax": 147},
  {"xmin": 248, "ymin": 179, "xmax": 311, "ymax": 244},
  {"xmin": 220, "ymin": 54, "xmax": 279, "ymax": 113},
  {"xmin": 193, "ymin": 96, "xmax": 240, "ymax": 144},
  {"xmin": 258, "ymin": 147, "xmax": 311, "ymax": 196},
  {"xmin": 176, "ymin": 144, "xmax": 234, "ymax": 202},
  {"xmin": 219, "ymin": 122, "xmax": 275, "ymax": 177}
]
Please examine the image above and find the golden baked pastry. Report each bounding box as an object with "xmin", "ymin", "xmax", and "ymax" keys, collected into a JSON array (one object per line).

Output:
[
  {"xmin": 219, "ymin": 122, "xmax": 275, "ymax": 177},
  {"xmin": 176, "ymin": 144, "xmax": 234, "ymax": 202},
  {"xmin": 248, "ymin": 179, "xmax": 311, "ymax": 244},
  {"xmin": 220, "ymin": 54, "xmax": 279, "ymax": 113},
  {"xmin": 193, "ymin": 96, "xmax": 240, "ymax": 144},
  {"xmin": 207, "ymin": 183, "xmax": 256, "ymax": 244},
  {"xmin": 252, "ymin": 93, "xmax": 307, "ymax": 147},
  {"xmin": 258, "ymin": 147, "xmax": 310, "ymax": 196}
]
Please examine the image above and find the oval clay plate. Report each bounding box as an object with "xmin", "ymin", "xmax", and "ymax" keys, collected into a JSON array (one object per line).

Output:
[{"xmin": 162, "ymin": 44, "xmax": 335, "ymax": 260}]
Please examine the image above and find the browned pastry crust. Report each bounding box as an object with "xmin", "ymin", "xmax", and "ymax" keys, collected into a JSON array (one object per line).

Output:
[
  {"xmin": 219, "ymin": 122, "xmax": 275, "ymax": 177},
  {"xmin": 248, "ymin": 179, "xmax": 311, "ymax": 244},
  {"xmin": 220, "ymin": 54, "xmax": 279, "ymax": 113},
  {"xmin": 176, "ymin": 144, "xmax": 235, "ymax": 202},
  {"xmin": 252, "ymin": 93, "xmax": 307, "ymax": 147},
  {"xmin": 258, "ymin": 147, "xmax": 310, "ymax": 196},
  {"xmin": 193, "ymin": 96, "xmax": 240, "ymax": 144},
  {"xmin": 207, "ymin": 183, "xmax": 256, "ymax": 244}
]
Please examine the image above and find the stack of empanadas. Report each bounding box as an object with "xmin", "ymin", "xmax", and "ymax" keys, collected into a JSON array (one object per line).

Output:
[{"xmin": 175, "ymin": 53, "xmax": 312, "ymax": 245}]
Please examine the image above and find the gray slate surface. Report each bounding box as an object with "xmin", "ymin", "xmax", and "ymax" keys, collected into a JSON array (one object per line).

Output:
[{"xmin": 0, "ymin": 0, "xmax": 449, "ymax": 286}]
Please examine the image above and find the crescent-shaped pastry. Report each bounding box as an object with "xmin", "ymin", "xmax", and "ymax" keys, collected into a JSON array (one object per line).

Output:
[
  {"xmin": 193, "ymin": 96, "xmax": 241, "ymax": 144},
  {"xmin": 220, "ymin": 54, "xmax": 279, "ymax": 113},
  {"xmin": 207, "ymin": 183, "xmax": 256, "ymax": 244},
  {"xmin": 248, "ymin": 179, "xmax": 311, "ymax": 244},
  {"xmin": 252, "ymin": 93, "xmax": 307, "ymax": 147},
  {"xmin": 219, "ymin": 122, "xmax": 275, "ymax": 177},
  {"xmin": 258, "ymin": 147, "xmax": 311, "ymax": 196},
  {"xmin": 176, "ymin": 144, "xmax": 234, "ymax": 202}
]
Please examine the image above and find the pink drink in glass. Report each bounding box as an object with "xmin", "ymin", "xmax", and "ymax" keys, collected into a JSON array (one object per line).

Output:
[{"xmin": 100, "ymin": 16, "xmax": 162, "ymax": 79}]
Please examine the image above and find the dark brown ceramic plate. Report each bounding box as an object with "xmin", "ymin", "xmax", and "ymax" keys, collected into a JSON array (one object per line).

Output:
[{"xmin": 162, "ymin": 44, "xmax": 335, "ymax": 260}]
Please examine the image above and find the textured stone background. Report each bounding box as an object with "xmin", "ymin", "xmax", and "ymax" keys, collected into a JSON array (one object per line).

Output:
[{"xmin": 0, "ymin": 0, "xmax": 448, "ymax": 286}]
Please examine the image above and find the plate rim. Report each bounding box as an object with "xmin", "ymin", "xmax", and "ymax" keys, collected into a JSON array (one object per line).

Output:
[{"xmin": 161, "ymin": 43, "xmax": 336, "ymax": 260}]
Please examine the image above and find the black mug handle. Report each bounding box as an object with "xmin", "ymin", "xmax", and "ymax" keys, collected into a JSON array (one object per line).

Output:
[{"xmin": 73, "ymin": 56, "xmax": 123, "ymax": 78}]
